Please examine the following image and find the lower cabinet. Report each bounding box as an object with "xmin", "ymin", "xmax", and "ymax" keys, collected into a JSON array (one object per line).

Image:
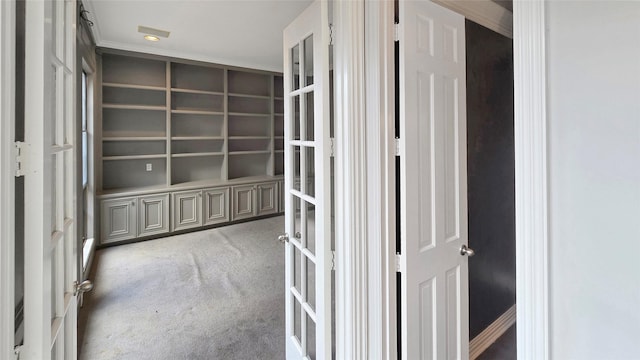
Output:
[
  {"xmin": 231, "ymin": 185, "xmax": 256, "ymax": 221},
  {"xmin": 138, "ymin": 193, "xmax": 170, "ymax": 237},
  {"xmin": 172, "ymin": 190, "xmax": 203, "ymax": 231},
  {"xmin": 256, "ymin": 182, "xmax": 278, "ymax": 216},
  {"xmin": 204, "ymin": 187, "xmax": 230, "ymax": 225},
  {"xmin": 100, "ymin": 180, "xmax": 281, "ymax": 244},
  {"xmin": 101, "ymin": 193, "xmax": 169, "ymax": 244},
  {"xmin": 232, "ymin": 181, "xmax": 278, "ymax": 221},
  {"xmin": 101, "ymin": 197, "xmax": 138, "ymax": 244}
]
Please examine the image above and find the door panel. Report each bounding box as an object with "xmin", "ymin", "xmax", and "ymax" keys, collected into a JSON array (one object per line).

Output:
[
  {"xmin": 284, "ymin": 1, "xmax": 331, "ymax": 359},
  {"xmin": 22, "ymin": 0, "xmax": 79, "ymax": 358},
  {"xmin": 399, "ymin": 1, "xmax": 468, "ymax": 359}
]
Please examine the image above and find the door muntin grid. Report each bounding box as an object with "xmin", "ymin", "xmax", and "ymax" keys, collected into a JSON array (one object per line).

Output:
[{"xmin": 287, "ymin": 33, "xmax": 320, "ymax": 359}]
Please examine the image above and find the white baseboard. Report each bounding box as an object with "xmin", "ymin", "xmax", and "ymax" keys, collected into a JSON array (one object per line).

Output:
[{"xmin": 470, "ymin": 304, "xmax": 516, "ymax": 359}]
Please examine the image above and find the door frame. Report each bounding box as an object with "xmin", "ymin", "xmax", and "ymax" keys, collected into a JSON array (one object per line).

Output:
[
  {"xmin": 333, "ymin": 0, "xmax": 548, "ymax": 358},
  {"xmin": 0, "ymin": 0, "xmax": 16, "ymax": 359}
]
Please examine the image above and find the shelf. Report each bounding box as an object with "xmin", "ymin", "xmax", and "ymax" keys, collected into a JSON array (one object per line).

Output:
[
  {"xmin": 103, "ymin": 137, "xmax": 166, "ymax": 141},
  {"xmin": 275, "ymin": 136, "xmax": 284, "ymax": 139},
  {"xmin": 228, "ymin": 93, "xmax": 271, "ymax": 100},
  {"xmin": 228, "ymin": 136, "xmax": 270, "ymax": 140},
  {"xmin": 171, "ymin": 63, "xmax": 224, "ymax": 93},
  {"xmin": 228, "ymin": 112, "xmax": 270, "ymax": 117},
  {"xmin": 275, "ymin": 150, "xmax": 284, "ymax": 153},
  {"xmin": 103, "ymin": 104, "xmax": 166, "ymax": 111},
  {"xmin": 171, "ymin": 109, "xmax": 224, "ymax": 116},
  {"xmin": 102, "ymin": 54, "xmax": 166, "ymax": 88},
  {"xmin": 103, "ymin": 83, "xmax": 166, "ymax": 91},
  {"xmin": 171, "ymin": 152, "xmax": 224, "ymax": 158},
  {"xmin": 103, "ymin": 154, "xmax": 166, "ymax": 161},
  {"xmin": 171, "ymin": 88, "xmax": 223, "ymax": 96},
  {"xmin": 229, "ymin": 150, "xmax": 271, "ymax": 155},
  {"xmin": 274, "ymin": 113, "xmax": 284, "ymax": 116},
  {"xmin": 171, "ymin": 136, "xmax": 224, "ymax": 141},
  {"xmin": 274, "ymin": 96, "xmax": 284, "ymax": 101}
]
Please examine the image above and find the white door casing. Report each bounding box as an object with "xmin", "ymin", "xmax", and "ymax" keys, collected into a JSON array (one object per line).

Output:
[
  {"xmin": 283, "ymin": 0, "xmax": 332, "ymax": 359},
  {"xmin": 22, "ymin": 0, "xmax": 79, "ymax": 358},
  {"xmin": 0, "ymin": 0, "xmax": 17, "ymax": 358},
  {"xmin": 399, "ymin": 1, "xmax": 469, "ymax": 359}
]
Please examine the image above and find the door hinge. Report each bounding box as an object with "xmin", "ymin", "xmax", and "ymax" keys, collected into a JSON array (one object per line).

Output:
[
  {"xmin": 14, "ymin": 344, "xmax": 23, "ymax": 359},
  {"xmin": 331, "ymin": 250, "xmax": 336, "ymax": 271},
  {"xmin": 394, "ymin": 23, "xmax": 400, "ymax": 42},
  {"xmin": 395, "ymin": 253, "xmax": 402, "ymax": 272},
  {"xmin": 329, "ymin": 23, "xmax": 334, "ymax": 46},
  {"xmin": 330, "ymin": 137, "xmax": 336, "ymax": 157},
  {"xmin": 394, "ymin": 137, "xmax": 401, "ymax": 156},
  {"xmin": 14, "ymin": 141, "xmax": 26, "ymax": 177}
]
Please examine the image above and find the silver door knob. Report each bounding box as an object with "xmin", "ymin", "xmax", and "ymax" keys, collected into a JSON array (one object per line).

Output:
[
  {"xmin": 460, "ymin": 244, "xmax": 475, "ymax": 257},
  {"xmin": 278, "ymin": 233, "xmax": 290, "ymax": 244},
  {"xmin": 73, "ymin": 280, "xmax": 94, "ymax": 296}
]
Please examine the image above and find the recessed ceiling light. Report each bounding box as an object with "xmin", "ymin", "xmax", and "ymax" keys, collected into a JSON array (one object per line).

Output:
[{"xmin": 144, "ymin": 35, "xmax": 160, "ymax": 42}]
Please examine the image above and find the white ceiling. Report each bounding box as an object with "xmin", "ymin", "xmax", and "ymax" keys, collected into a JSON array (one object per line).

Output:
[{"xmin": 84, "ymin": 0, "xmax": 313, "ymax": 72}]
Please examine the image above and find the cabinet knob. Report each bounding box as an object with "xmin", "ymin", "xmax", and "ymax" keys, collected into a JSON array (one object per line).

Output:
[{"xmin": 131, "ymin": 201, "xmax": 135, "ymax": 206}]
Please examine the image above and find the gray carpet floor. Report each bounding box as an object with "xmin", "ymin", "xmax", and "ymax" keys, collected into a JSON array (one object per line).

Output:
[{"xmin": 78, "ymin": 216, "xmax": 285, "ymax": 360}]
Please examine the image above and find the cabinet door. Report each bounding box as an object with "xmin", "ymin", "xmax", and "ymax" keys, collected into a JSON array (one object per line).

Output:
[
  {"xmin": 101, "ymin": 197, "xmax": 137, "ymax": 244},
  {"xmin": 232, "ymin": 185, "xmax": 255, "ymax": 221},
  {"xmin": 172, "ymin": 190, "xmax": 203, "ymax": 231},
  {"xmin": 256, "ymin": 182, "xmax": 278, "ymax": 216},
  {"xmin": 138, "ymin": 193, "xmax": 170, "ymax": 237},
  {"xmin": 204, "ymin": 187, "xmax": 230, "ymax": 225}
]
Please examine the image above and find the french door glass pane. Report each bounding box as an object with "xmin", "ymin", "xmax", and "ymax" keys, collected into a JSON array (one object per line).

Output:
[
  {"xmin": 294, "ymin": 298, "xmax": 302, "ymax": 344},
  {"xmin": 305, "ymin": 147, "xmax": 315, "ymax": 197},
  {"xmin": 305, "ymin": 91, "xmax": 314, "ymax": 141},
  {"xmin": 292, "ymin": 44, "xmax": 300, "ymax": 91},
  {"xmin": 306, "ymin": 202, "xmax": 316, "ymax": 255},
  {"xmin": 304, "ymin": 36, "xmax": 314, "ymax": 87},
  {"xmin": 293, "ymin": 95, "xmax": 301, "ymax": 140},
  {"xmin": 305, "ymin": 255, "xmax": 316, "ymax": 311},
  {"xmin": 294, "ymin": 244, "xmax": 301, "ymax": 294},
  {"xmin": 294, "ymin": 195, "xmax": 302, "ymax": 240},
  {"xmin": 306, "ymin": 313, "xmax": 316, "ymax": 359}
]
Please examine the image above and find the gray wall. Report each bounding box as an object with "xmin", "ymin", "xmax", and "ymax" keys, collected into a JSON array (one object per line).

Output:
[
  {"xmin": 546, "ymin": 2, "xmax": 640, "ymax": 358},
  {"xmin": 465, "ymin": 19, "xmax": 515, "ymax": 339}
]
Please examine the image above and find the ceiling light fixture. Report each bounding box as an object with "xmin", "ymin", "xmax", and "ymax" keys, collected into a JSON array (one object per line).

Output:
[{"xmin": 144, "ymin": 35, "xmax": 160, "ymax": 42}]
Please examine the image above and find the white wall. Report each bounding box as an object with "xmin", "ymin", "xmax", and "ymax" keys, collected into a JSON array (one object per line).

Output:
[{"xmin": 547, "ymin": 2, "xmax": 640, "ymax": 359}]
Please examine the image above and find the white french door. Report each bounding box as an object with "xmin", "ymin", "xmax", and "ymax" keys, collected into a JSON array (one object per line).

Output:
[
  {"xmin": 22, "ymin": 0, "xmax": 80, "ymax": 359},
  {"xmin": 399, "ymin": 0, "xmax": 469, "ymax": 359},
  {"xmin": 283, "ymin": 1, "xmax": 332, "ymax": 359}
]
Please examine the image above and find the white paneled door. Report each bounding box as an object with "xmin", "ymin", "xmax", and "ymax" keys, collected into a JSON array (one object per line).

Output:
[
  {"xmin": 283, "ymin": 1, "xmax": 332, "ymax": 359},
  {"xmin": 399, "ymin": 0, "xmax": 469, "ymax": 359},
  {"xmin": 22, "ymin": 0, "xmax": 81, "ymax": 359}
]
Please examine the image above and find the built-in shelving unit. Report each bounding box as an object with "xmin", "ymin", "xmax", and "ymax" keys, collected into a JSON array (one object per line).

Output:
[{"xmin": 97, "ymin": 49, "xmax": 285, "ymax": 244}]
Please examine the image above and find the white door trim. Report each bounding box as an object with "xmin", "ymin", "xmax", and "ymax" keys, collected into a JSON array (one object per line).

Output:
[
  {"xmin": 513, "ymin": 0, "xmax": 549, "ymax": 358},
  {"xmin": 332, "ymin": 0, "xmax": 367, "ymax": 357},
  {"xmin": 0, "ymin": 0, "xmax": 16, "ymax": 359},
  {"xmin": 360, "ymin": 0, "xmax": 549, "ymax": 359},
  {"xmin": 364, "ymin": 1, "xmax": 396, "ymax": 359}
]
